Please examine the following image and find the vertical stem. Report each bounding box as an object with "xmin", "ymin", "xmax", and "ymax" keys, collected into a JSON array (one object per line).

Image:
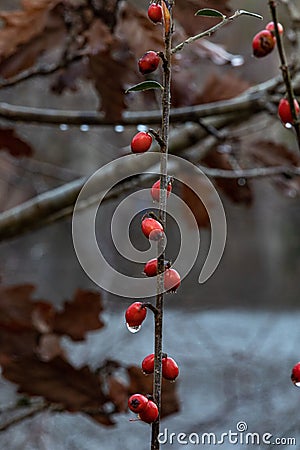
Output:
[
  {"xmin": 151, "ymin": 3, "xmax": 173, "ymax": 450},
  {"xmin": 268, "ymin": 0, "xmax": 300, "ymax": 150}
]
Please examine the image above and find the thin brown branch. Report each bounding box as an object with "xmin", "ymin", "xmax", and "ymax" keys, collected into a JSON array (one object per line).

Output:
[
  {"xmin": 0, "ymin": 76, "xmax": 284, "ymax": 126},
  {"xmin": 3, "ymin": 154, "xmax": 79, "ymax": 182},
  {"xmin": 0, "ymin": 112, "xmax": 256, "ymax": 242},
  {"xmin": 0, "ymin": 53, "xmax": 86, "ymax": 89},
  {"xmin": 0, "ymin": 403, "xmax": 50, "ymax": 432},
  {"xmin": 196, "ymin": 164, "xmax": 300, "ymax": 178},
  {"xmin": 171, "ymin": 9, "xmax": 262, "ymax": 54},
  {"xmin": 269, "ymin": 0, "xmax": 300, "ymax": 150}
]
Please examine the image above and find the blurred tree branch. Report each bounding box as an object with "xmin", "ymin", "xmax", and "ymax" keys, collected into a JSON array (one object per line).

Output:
[
  {"xmin": 0, "ymin": 76, "xmax": 286, "ymax": 126},
  {"xmin": 1, "ymin": 110, "xmax": 300, "ymax": 242}
]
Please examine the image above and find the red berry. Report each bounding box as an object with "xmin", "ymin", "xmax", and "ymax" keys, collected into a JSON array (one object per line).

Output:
[
  {"xmin": 125, "ymin": 302, "xmax": 147, "ymax": 328},
  {"xmin": 128, "ymin": 394, "xmax": 149, "ymax": 413},
  {"xmin": 143, "ymin": 258, "xmax": 158, "ymax": 277},
  {"xmin": 252, "ymin": 30, "xmax": 275, "ymax": 58},
  {"xmin": 131, "ymin": 132, "xmax": 152, "ymax": 153},
  {"xmin": 141, "ymin": 217, "xmax": 164, "ymax": 240},
  {"xmin": 148, "ymin": 3, "xmax": 163, "ymax": 24},
  {"xmin": 265, "ymin": 21, "xmax": 284, "ymax": 35},
  {"xmin": 291, "ymin": 362, "xmax": 300, "ymax": 387},
  {"xmin": 139, "ymin": 400, "xmax": 159, "ymax": 423},
  {"xmin": 162, "ymin": 356, "xmax": 179, "ymax": 381},
  {"xmin": 151, "ymin": 179, "xmax": 172, "ymax": 202},
  {"xmin": 143, "ymin": 258, "xmax": 170, "ymax": 276},
  {"xmin": 164, "ymin": 268, "xmax": 181, "ymax": 293},
  {"xmin": 142, "ymin": 353, "xmax": 155, "ymax": 374},
  {"xmin": 278, "ymin": 98, "xmax": 300, "ymax": 124},
  {"xmin": 138, "ymin": 51, "xmax": 160, "ymax": 75}
]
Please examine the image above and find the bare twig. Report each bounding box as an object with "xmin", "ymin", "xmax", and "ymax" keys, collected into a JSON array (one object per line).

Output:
[
  {"xmin": 268, "ymin": 0, "xmax": 300, "ymax": 150},
  {"xmin": 0, "ymin": 111, "xmax": 270, "ymax": 242},
  {"xmin": 0, "ymin": 54, "xmax": 86, "ymax": 89},
  {"xmin": 171, "ymin": 9, "xmax": 262, "ymax": 54},
  {"xmin": 0, "ymin": 403, "xmax": 51, "ymax": 432},
  {"xmin": 151, "ymin": 3, "xmax": 173, "ymax": 449},
  {"xmin": 196, "ymin": 164, "xmax": 300, "ymax": 178},
  {"xmin": 0, "ymin": 76, "xmax": 285, "ymax": 126}
]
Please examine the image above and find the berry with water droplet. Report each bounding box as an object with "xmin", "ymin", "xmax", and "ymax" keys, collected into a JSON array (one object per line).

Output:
[
  {"xmin": 278, "ymin": 98, "xmax": 300, "ymax": 124},
  {"xmin": 125, "ymin": 302, "xmax": 147, "ymax": 328},
  {"xmin": 164, "ymin": 268, "xmax": 181, "ymax": 293},
  {"xmin": 142, "ymin": 353, "xmax": 155, "ymax": 374},
  {"xmin": 291, "ymin": 362, "xmax": 300, "ymax": 387},
  {"xmin": 151, "ymin": 179, "xmax": 172, "ymax": 202},
  {"xmin": 162, "ymin": 356, "xmax": 179, "ymax": 381},
  {"xmin": 128, "ymin": 394, "xmax": 149, "ymax": 413},
  {"xmin": 252, "ymin": 30, "xmax": 275, "ymax": 58},
  {"xmin": 141, "ymin": 217, "xmax": 164, "ymax": 240},
  {"xmin": 139, "ymin": 400, "xmax": 159, "ymax": 423},
  {"xmin": 144, "ymin": 259, "xmax": 158, "ymax": 277},
  {"xmin": 148, "ymin": 3, "xmax": 163, "ymax": 24},
  {"xmin": 265, "ymin": 21, "xmax": 284, "ymax": 36},
  {"xmin": 138, "ymin": 51, "xmax": 160, "ymax": 75},
  {"xmin": 131, "ymin": 132, "xmax": 152, "ymax": 153}
]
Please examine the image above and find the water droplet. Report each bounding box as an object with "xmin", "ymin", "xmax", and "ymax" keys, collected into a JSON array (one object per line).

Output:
[
  {"xmin": 217, "ymin": 144, "xmax": 232, "ymax": 154},
  {"xmin": 238, "ymin": 178, "xmax": 246, "ymax": 186},
  {"xmin": 285, "ymin": 122, "xmax": 293, "ymax": 129},
  {"xmin": 114, "ymin": 125, "xmax": 124, "ymax": 133},
  {"xmin": 231, "ymin": 55, "xmax": 244, "ymax": 67},
  {"xmin": 126, "ymin": 323, "xmax": 141, "ymax": 333},
  {"xmin": 59, "ymin": 124, "xmax": 69, "ymax": 131},
  {"xmin": 293, "ymin": 380, "xmax": 300, "ymax": 388},
  {"xmin": 287, "ymin": 188, "xmax": 297, "ymax": 198},
  {"xmin": 80, "ymin": 124, "xmax": 90, "ymax": 132},
  {"xmin": 137, "ymin": 124, "xmax": 148, "ymax": 132}
]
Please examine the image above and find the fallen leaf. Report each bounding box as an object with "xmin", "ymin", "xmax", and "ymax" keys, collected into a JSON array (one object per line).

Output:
[
  {"xmin": 107, "ymin": 376, "xmax": 128, "ymax": 413},
  {"xmin": 51, "ymin": 59, "xmax": 90, "ymax": 95},
  {"xmin": 117, "ymin": 3, "xmax": 164, "ymax": 59},
  {"xmin": 2, "ymin": 355, "xmax": 114, "ymax": 425},
  {"xmin": 0, "ymin": 0, "xmax": 61, "ymax": 62},
  {"xmin": 36, "ymin": 333, "xmax": 65, "ymax": 362},
  {"xmin": 0, "ymin": 128, "xmax": 33, "ymax": 158},
  {"xmin": 53, "ymin": 289, "xmax": 104, "ymax": 341},
  {"xmin": 86, "ymin": 18, "xmax": 137, "ymax": 120},
  {"xmin": 0, "ymin": 284, "xmax": 42, "ymax": 331},
  {"xmin": 196, "ymin": 72, "xmax": 250, "ymax": 104},
  {"xmin": 0, "ymin": 328, "xmax": 38, "ymax": 363},
  {"xmin": 0, "ymin": 285, "xmax": 104, "ymax": 342},
  {"xmin": 249, "ymin": 140, "xmax": 300, "ymax": 167}
]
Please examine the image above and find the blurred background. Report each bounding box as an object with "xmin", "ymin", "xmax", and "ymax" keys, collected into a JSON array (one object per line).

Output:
[{"xmin": 1, "ymin": 0, "xmax": 300, "ymax": 449}]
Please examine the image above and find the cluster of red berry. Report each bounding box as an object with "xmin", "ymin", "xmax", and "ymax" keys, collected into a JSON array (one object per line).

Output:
[
  {"xmin": 126, "ymin": 352, "xmax": 179, "ymax": 424},
  {"xmin": 130, "ymin": 4, "xmax": 164, "ymax": 154},
  {"xmin": 252, "ymin": 21, "xmax": 300, "ymax": 126},
  {"xmin": 252, "ymin": 21, "xmax": 283, "ymax": 58},
  {"xmin": 128, "ymin": 394, "xmax": 159, "ymax": 423},
  {"xmin": 142, "ymin": 353, "xmax": 179, "ymax": 380},
  {"xmin": 124, "ymin": 2, "xmax": 181, "ymax": 425}
]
